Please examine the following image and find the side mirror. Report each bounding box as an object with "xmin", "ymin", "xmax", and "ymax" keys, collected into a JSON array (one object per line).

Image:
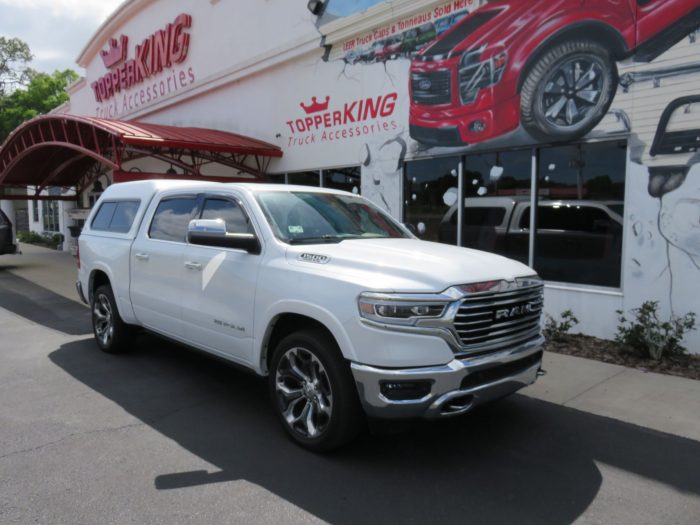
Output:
[{"xmin": 187, "ymin": 219, "xmax": 261, "ymax": 254}]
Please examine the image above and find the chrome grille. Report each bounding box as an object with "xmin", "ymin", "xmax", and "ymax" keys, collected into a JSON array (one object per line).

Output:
[
  {"xmin": 453, "ymin": 283, "xmax": 543, "ymax": 351},
  {"xmin": 411, "ymin": 70, "xmax": 451, "ymax": 105}
]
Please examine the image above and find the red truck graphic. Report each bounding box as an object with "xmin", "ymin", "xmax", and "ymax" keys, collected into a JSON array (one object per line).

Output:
[{"xmin": 409, "ymin": 0, "xmax": 700, "ymax": 147}]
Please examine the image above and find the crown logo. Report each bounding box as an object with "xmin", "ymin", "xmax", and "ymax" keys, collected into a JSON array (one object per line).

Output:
[
  {"xmin": 100, "ymin": 35, "xmax": 128, "ymax": 69},
  {"xmin": 300, "ymin": 96, "xmax": 330, "ymax": 114}
]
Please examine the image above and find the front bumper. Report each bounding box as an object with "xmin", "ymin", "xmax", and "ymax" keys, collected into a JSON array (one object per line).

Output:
[
  {"xmin": 408, "ymin": 87, "xmax": 520, "ymax": 146},
  {"xmin": 351, "ymin": 335, "xmax": 544, "ymax": 419}
]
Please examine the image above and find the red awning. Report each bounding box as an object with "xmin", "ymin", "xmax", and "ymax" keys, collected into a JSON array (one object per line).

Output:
[{"xmin": 0, "ymin": 114, "xmax": 282, "ymax": 194}]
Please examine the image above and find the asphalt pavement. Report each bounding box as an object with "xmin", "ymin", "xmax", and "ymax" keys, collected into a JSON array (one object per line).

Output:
[{"xmin": 1, "ymin": 245, "xmax": 699, "ymax": 524}]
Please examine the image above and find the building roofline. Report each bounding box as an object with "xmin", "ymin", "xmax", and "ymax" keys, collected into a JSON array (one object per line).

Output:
[{"xmin": 75, "ymin": 0, "xmax": 156, "ymax": 68}]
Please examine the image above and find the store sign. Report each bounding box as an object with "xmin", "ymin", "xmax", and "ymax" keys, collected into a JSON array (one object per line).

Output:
[
  {"xmin": 285, "ymin": 93, "xmax": 399, "ymax": 147},
  {"xmin": 91, "ymin": 13, "xmax": 192, "ymax": 103}
]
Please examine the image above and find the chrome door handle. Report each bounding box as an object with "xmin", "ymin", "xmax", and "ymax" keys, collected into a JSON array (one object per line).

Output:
[
  {"xmin": 134, "ymin": 253, "xmax": 149, "ymax": 260},
  {"xmin": 184, "ymin": 261, "xmax": 202, "ymax": 270}
]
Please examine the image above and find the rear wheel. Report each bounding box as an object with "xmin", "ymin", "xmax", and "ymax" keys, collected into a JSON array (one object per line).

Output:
[
  {"xmin": 92, "ymin": 284, "xmax": 132, "ymax": 354},
  {"xmin": 269, "ymin": 330, "xmax": 363, "ymax": 451},
  {"xmin": 520, "ymin": 40, "xmax": 618, "ymax": 143}
]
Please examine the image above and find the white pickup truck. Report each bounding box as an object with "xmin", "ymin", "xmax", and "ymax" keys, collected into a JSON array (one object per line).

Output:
[{"xmin": 77, "ymin": 180, "xmax": 545, "ymax": 450}]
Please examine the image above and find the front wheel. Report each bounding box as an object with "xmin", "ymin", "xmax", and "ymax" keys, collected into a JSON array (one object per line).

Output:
[
  {"xmin": 520, "ymin": 40, "xmax": 618, "ymax": 143},
  {"xmin": 92, "ymin": 284, "xmax": 132, "ymax": 354},
  {"xmin": 269, "ymin": 330, "xmax": 363, "ymax": 451}
]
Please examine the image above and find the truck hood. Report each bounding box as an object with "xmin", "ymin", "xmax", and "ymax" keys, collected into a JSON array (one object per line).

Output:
[{"xmin": 285, "ymin": 238, "xmax": 536, "ymax": 293}]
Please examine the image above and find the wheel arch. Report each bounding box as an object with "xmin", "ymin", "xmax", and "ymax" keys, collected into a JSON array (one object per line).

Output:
[
  {"xmin": 88, "ymin": 267, "xmax": 112, "ymax": 304},
  {"xmin": 259, "ymin": 309, "xmax": 355, "ymax": 375},
  {"xmin": 517, "ymin": 21, "xmax": 627, "ymax": 93}
]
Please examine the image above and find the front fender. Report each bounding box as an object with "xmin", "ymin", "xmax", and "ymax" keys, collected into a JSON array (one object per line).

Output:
[{"xmin": 257, "ymin": 299, "xmax": 358, "ymax": 374}]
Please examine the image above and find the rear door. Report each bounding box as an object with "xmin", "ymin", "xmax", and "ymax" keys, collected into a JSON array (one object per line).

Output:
[
  {"xmin": 130, "ymin": 194, "xmax": 198, "ymax": 337},
  {"xmin": 180, "ymin": 194, "xmax": 262, "ymax": 365}
]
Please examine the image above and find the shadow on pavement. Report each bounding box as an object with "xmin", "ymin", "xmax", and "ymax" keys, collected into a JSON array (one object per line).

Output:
[
  {"xmin": 0, "ymin": 269, "xmax": 90, "ymax": 336},
  {"xmin": 49, "ymin": 334, "xmax": 700, "ymax": 525}
]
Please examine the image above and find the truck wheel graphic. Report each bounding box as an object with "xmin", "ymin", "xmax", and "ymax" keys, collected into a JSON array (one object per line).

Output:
[{"xmin": 520, "ymin": 40, "xmax": 618, "ymax": 143}]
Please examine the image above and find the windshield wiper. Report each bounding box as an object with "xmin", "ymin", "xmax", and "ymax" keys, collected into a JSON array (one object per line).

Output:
[{"xmin": 288, "ymin": 235, "xmax": 343, "ymax": 245}]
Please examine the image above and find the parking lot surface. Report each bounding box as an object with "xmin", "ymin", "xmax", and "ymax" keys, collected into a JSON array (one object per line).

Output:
[{"xmin": 1, "ymin": 248, "xmax": 700, "ymax": 524}]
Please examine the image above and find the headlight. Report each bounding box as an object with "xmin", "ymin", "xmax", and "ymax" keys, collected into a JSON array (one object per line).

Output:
[
  {"xmin": 358, "ymin": 292, "xmax": 449, "ymax": 326},
  {"xmin": 458, "ymin": 46, "xmax": 508, "ymax": 104}
]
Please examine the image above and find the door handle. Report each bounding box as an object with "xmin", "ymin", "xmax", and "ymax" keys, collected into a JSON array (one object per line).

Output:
[
  {"xmin": 134, "ymin": 252, "xmax": 149, "ymax": 260},
  {"xmin": 184, "ymin": 261, "xmax": 202, "ymax": 270}
]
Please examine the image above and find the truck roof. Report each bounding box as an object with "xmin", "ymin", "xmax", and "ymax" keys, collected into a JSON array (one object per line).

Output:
[{"xmin": 100, "ymin": 179, "xmax": 355, "ymax": 200}]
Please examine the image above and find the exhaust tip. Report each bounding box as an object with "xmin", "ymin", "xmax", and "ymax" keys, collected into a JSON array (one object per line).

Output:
[{"xmin": 440, "ymin": 393, "xmax": 474, "ymax": 415}]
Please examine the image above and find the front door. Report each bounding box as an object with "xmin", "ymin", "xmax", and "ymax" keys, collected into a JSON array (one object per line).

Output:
[{"xmin": 180, "ymin": 195, "xmax": 262, "ymax": 365}]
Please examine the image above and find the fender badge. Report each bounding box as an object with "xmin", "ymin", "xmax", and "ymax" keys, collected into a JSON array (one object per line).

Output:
[{"xmin": 298, "ymin": 253, "xmax": 330, "ymax": 264}]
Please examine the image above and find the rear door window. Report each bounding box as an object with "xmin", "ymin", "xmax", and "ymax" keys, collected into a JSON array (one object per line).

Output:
[{"xmin": 149, "ymin": 197, "xmax": 198, "ymax": 242}]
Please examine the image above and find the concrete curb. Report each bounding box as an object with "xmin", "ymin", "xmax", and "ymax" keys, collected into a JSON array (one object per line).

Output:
[{"xmin": 525, "ymin": 351, "xmax": 700, "ymax": 442}]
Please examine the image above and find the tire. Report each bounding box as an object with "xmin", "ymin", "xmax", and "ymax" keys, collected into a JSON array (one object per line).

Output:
[
  {"xmin": 91, "ymin": 284, "xmax": 132, "ymax": 354},
  {"xmin": 520, "ymin": 40, "xmax": 618, "ymax": 143},
  {"xmin": 269, "ymin": 329, "xmax": 363, "ymax": 452}
]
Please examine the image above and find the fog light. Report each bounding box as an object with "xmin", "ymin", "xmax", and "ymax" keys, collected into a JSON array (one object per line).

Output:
[
  {"xmin": 469, "ymin": 120, "xmax": 486, "ymax": 133},
  {"xmin": 380, "ymin": 381, "xmax": 431, "ymax": 401}
]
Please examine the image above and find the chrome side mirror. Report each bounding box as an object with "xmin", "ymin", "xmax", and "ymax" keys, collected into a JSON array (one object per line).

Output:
[{"xmin": 188, "ymin": 219, "xmax": 260, "ymax": 254}]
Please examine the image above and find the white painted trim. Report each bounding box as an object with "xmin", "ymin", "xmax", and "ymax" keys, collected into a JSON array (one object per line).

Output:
[{"xmin": 544, "ymin": 282, "xmax": 624, "ymax": 297}]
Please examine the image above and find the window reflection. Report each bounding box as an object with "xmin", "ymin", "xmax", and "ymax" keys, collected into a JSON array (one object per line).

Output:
[
  {"xmin": 409, "ymin": 140, "xmax": 627, "ymax": 288},
  {"xmin": 404, "ymin": 156, "xmax": 460, "ymax": 243},
  {"xmin": 288, "ymin": 171, "xmax": 320, "ymax": 186},
  {"xmin": 324, "ymin": 166, "xmax": 361, "ymax": 194}
]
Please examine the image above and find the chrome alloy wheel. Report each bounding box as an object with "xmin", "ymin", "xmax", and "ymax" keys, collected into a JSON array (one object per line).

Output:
[
  {"xmin": 93, "ymin": 293, "xmax": 114, "ymax": 347},
  {"xmin": 541, "ymin": 56, "xmax": 606, "ymax": 129},
  {"xmin": 275, "ymin": 347, "xmax": 333, "ymax": 439}
]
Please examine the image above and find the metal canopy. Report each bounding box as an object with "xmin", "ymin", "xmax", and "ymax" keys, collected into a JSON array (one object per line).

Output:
[{"xmin": 0, "ymin": 114, "xmax": 283, "ymax": 197}]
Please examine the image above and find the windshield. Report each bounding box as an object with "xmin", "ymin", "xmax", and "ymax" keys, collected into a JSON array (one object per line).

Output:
[{"xmin": 255, "ymin": 191, "xmax": 408, "ymax": 245}]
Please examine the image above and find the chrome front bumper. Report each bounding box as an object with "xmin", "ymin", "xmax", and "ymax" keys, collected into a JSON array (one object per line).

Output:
[{"xmin": 351, "ymin": 336, "xmax": 544, "ymax": 419}]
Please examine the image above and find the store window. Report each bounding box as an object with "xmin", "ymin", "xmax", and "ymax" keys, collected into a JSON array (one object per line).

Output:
[
  {"xmin": 32, "ymin": 200, "xmax": 40, "ymax": 222},
  {"xmin": 323, "ymin": 167, "xmax": 360, "ymax": 194},
  {"xmin": 404, "ymin": 156, "xmax": 460, "ymax": 243},
  {"xmin": 533, "ymin": 141, "xmax": 625, "ymax": 287},
  {"xmin": 288, "ymin": 170, "xmax": 320, "ymax": 186},
  {"xmin": 267, "ymin": 174, "xmax": 286, "ymax": 184},
  {"xmin": 407, "ymin": 141, "xmax": 626, "ymax": 287},
  {"xmin": 43, "ymin": 200, "xmax": 60, "ymax": 232}
]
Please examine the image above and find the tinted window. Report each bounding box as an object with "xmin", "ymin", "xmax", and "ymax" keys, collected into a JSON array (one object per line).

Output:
[
  {"xmin": 464, "ymin": 207, "xmax": 505, "ymax": 227},
  {"xmin": 149, "ymin": 197, "xmax": 197, "ymax": 242},
  {"xmin": 288, "ymin": 171, "xmax": 320, "ymax": 186},
  {"xmin": 110, "ymin": 202, "xmax": 140, "ymax": 233},
  {"xmin": 405, "ymin": 156, "xmax": 460, "ymax": 244},
  {"xmin": 91, "ymin": 202, "xmax": 117, "ymax": 230},
  {"xmin": 538, "ymin": 206, "xmax": 611, "ymax": 232},
  {"xmin": 200, "ymin": 198, "xmax": 252, "ymax": 234},
  {"xmin": 91, "ymin": 200, "xmax": 140, "ymax": 232},
  {"xmin": 324, "ymin": 167, "xmax": 361, "ymax": 194}
]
